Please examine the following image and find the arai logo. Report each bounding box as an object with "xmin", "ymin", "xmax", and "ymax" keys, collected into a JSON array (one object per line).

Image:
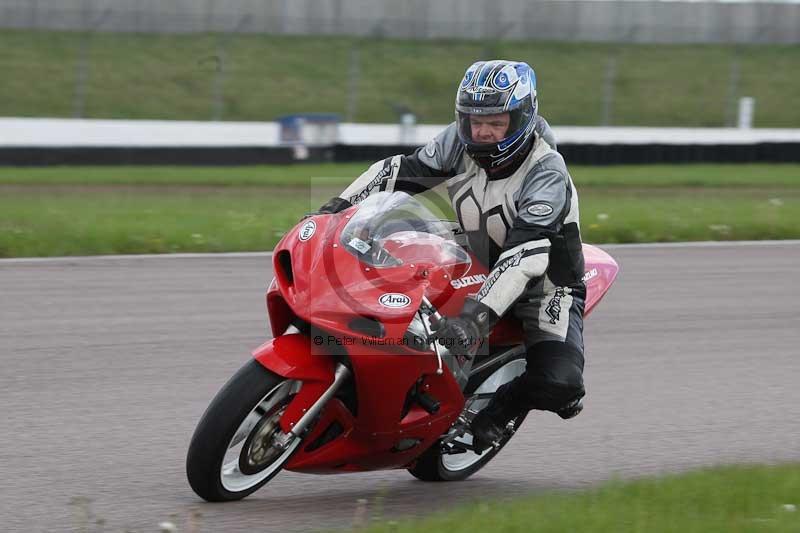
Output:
[
  {"xmin": 298, "ymin": 220, "xmax": 316, "ymax": 241},
  {"xmin": 379, "ymin": 293, "xmax": 411, "ymax": 308}
]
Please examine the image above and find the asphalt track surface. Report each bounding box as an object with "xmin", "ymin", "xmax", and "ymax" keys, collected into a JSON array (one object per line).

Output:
[{"xmin": 2, "ymin": 242, "xmax": 799, "ymax": 532}]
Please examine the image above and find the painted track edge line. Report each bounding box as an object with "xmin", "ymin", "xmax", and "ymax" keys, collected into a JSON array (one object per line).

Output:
[{"xmin": 1, "ymin": 240, "xmax": 799, "ymax": 264}]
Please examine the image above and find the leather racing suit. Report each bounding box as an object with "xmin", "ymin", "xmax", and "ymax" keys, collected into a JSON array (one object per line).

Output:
[{"xmin": 329, "ymin": 115, "xmax": 587, "ymax": 416}]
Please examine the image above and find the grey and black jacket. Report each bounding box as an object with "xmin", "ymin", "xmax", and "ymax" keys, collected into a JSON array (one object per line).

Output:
[{"xmin": 336, "ymin": 116, "xmax": 584, "ymax": 318}]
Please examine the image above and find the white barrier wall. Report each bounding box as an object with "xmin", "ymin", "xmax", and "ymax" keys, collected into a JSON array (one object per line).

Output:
[
  {"xmin": 0, "ymin": 118, "xmax": 280, "ymax": 147},
  {"xmin": 3, "ymin": 118, "xmax": 800, "ymax": 147},
  {"xmin": 1, "ymin": 0, "xmax": 799, "ymax": 43}
]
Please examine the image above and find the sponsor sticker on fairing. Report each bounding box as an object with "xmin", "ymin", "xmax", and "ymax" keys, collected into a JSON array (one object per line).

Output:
[
  {"xmin": 450, "ymin": 273, "xmax": 487, "ymax": 289},
  {"xmin": 298, "ymin": 220, "xmax": 316, "ymax": 241},
  {"xmin": 582, "ymin": 268, "xmax": 598, "ymax": 282},
  {"xmin": 379, "ymin": 293, "xmax": 411, "ymax": 308},
  {"xmin": 348, "ymin": 238, "xmax": 371, "ymax": 254}
]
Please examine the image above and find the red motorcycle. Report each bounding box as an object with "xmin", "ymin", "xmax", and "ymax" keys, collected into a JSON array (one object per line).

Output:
[{"xmin": 187, "ymin": 191, "xmax": 618, "ymax": 501}]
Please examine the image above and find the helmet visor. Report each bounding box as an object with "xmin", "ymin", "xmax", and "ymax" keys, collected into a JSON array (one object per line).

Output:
[{"xmin": 456, "ymin": 103, "xmax": 533, "ymax": 148}]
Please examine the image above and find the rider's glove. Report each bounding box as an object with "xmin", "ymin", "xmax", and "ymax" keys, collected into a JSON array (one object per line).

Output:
[
  {"xmin": 303, "ymin": 197, "xmax": 352, "ymax": 219},
  {"xmin": 437, "ymin": 298, "xmax": 499, "ymax": 359}
]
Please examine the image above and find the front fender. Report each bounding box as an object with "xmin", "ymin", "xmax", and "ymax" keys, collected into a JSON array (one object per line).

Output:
[
  {"xmin": 253, "ymin": 334, "xmax": 338, "ymax": 433},
  {"xmin": 252, "ymin": 334, "xmax": 335, "ymax": 382}
]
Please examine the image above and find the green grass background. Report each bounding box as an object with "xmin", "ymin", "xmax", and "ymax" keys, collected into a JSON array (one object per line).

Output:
[
  {"xmin": 1, "ymin": 163, "xmax": 798, "ymax": 187},
  {"xmin": 1, "ymin": 163, "xmax": 798, "ymax": 257},
  {"xmin": 2, "ymin": 30, "xmax": 799, "ymax": 127},
  {"xmin": 350, "ymin": 464, "xmax": 800, "ymax": 533}
]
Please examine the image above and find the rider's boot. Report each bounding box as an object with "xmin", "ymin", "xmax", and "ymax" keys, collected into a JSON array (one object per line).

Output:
[
  {"xmin": 470, "ymin": 381, "xmax": 523, "ymax": 454},
  {"xmin": 471, "ymin": 383, "xmax": 585, "ymax": 452}
]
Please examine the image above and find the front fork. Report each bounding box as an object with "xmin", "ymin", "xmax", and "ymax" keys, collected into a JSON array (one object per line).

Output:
[
  {"xmin": 252, "ymin": 331, "xmax": 349, "ymax": 445},
  {"xmin": 271, "ymin": 363, "xmax": 350, "ymax": 450}
]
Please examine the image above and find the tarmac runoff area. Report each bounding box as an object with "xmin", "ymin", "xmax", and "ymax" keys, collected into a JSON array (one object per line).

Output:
[{"xmin": 1, "ymin": 240, "xmax": 798, "ymax": 532}]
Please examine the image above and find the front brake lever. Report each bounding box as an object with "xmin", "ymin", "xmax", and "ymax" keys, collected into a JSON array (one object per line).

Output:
[{"xmin": 420, "ymin": 296, "xmax": 445, "ymax": 375}]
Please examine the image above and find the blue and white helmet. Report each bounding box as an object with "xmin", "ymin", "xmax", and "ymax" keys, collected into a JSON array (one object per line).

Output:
[{"xmin": 455, "ymin": 60, "xmax": 538, "ymax": 173}]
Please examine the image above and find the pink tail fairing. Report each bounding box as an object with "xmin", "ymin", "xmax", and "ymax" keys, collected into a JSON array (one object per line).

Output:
[{"xmin": 581, "ymin": 244, "xmax": 619, "ymax": 317}]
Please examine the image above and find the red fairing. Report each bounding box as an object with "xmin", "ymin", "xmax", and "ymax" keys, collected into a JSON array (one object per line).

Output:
[
  {"xmin": 268, "ymin": 212, "xmax": 468, "ymax": 351},
  {"xmin": 252, "ymin": 334, "xmax": 334, "ymax": 382},
  {"xmin": 266, "ymin": 237, "xmax": 618, "ymax": 344},
  {"xmin": 253, "ymin": 196, "xmax": 617, "ymax": 474}
]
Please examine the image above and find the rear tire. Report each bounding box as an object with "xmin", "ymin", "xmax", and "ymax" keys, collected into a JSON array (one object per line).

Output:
[
  {"xmin": 408, "ymin": 355, "xmax": 528, "ymax": 482},
  {"xmin": 186, "ymin": 359, "xmax": 301, "ymax": 501},
  {"xmin": 407, "ymin": 413, "xmax": 527, "ymax": 481}
]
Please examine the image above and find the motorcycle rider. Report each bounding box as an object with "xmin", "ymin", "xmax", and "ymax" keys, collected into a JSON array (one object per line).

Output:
[{"xmin": 314, "ymin": 60, "xmax": 586, "ymax": 452}]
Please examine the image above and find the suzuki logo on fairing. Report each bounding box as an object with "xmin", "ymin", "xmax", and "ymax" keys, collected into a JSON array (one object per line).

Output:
[
  {"xmin": 298, "ymin": 220, "xmax": 316, "ymax": 241},
  {"xmin": 582, "ymin": 268, "xmax": 598, "ymax": 282},
  {"xmin": 450, "ymin": 274, "xmax": 487, "ymax": 289},
  {"xmin": 379, "ymin": 293, "xmax": 411, "ymax": 308}
]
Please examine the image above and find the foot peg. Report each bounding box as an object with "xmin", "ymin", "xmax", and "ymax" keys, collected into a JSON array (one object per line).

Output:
[{"xmin": 469, "ymin": 411, "xmax": 506, "ymax": 454}]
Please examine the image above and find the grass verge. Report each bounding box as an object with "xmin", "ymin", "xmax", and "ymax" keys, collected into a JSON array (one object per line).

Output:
[
  {"xmin": 2, "ymin": 30, "xmax": 800, "ymax": 127},
  {"xmin": 0, "ymin": 186, "xmax": 329, "ymax": 257},
  {"xmin": 1, "ymin": 163, "xmax": 799, "ymax": 188},
  {"xmin": 1, "ymin": 163, "xmax": 798, "ymax": 257},
  {"xmin": 353, "ymin": 464, "xmax": 800, "ymax": 533}
]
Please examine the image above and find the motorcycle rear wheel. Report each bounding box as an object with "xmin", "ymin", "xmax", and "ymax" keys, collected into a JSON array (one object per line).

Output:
[
  {"xmin": 408, "ymin": 356, "xmax": 528, "ymax": 482},
  {"xmin": 186, "ymin": 359, "xmax": 302, "ymax": 501}
]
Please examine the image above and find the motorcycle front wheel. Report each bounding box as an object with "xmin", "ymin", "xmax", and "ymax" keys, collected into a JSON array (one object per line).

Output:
[{"xmin": 186, "ymin": 359, "xmax": 302, "ymax": 501}]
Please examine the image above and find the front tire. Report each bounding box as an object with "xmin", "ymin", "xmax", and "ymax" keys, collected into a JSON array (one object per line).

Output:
[{"xmin": 186, "ymin": 359, "xmax": 302, "ymax": 501}]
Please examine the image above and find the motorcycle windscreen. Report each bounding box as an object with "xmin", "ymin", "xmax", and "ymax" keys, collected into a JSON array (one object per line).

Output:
[{"xmin": 339, "ymin": 191, "xmax": 471, "ymax": 271}]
